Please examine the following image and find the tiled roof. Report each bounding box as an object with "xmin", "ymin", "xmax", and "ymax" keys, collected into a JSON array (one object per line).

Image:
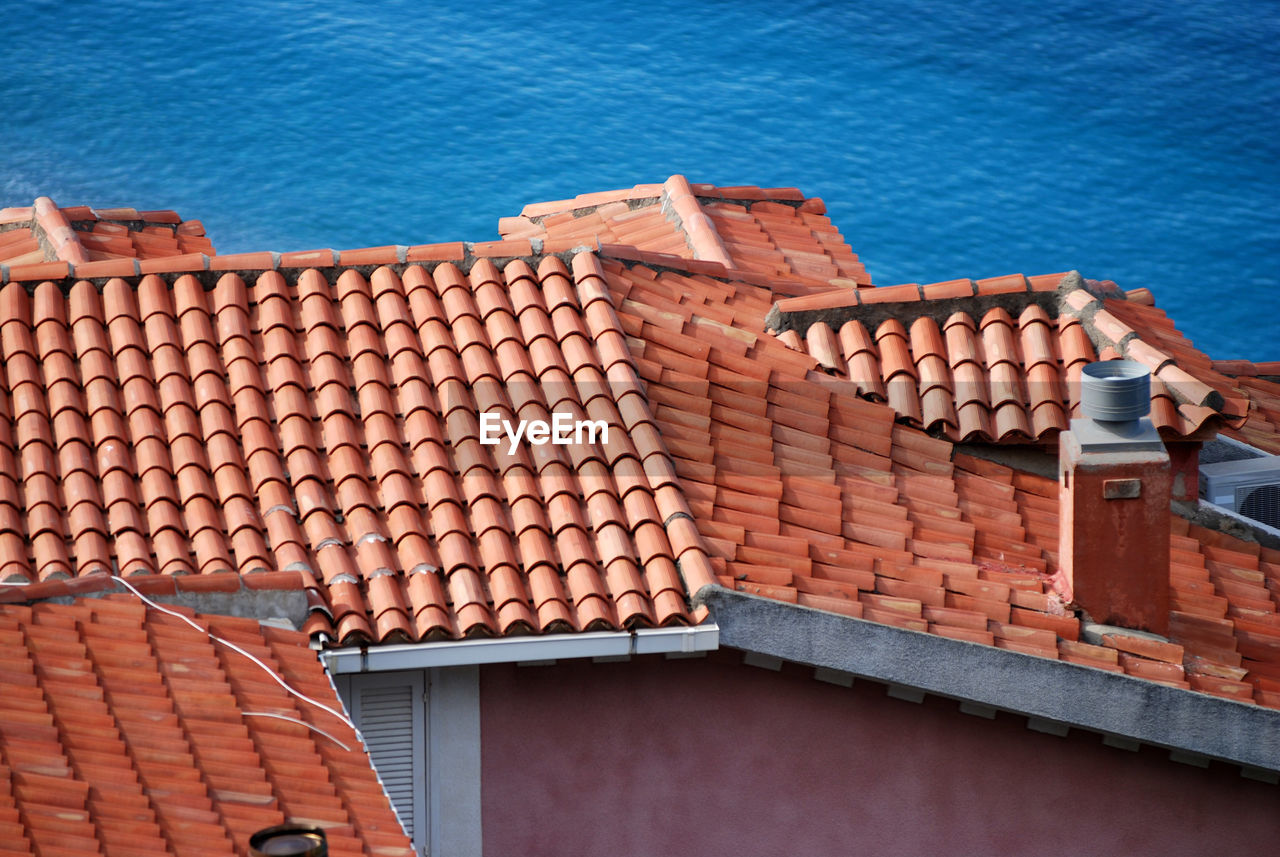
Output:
[
  {"xmin": 0, "ymin": 596, "xmax": 413, "ymax": 857},
  {"xmin": 1210, "ymin": 360, "xmax": 1280, "ymax": 454},
  {"xmin": 0, "ymin": 176, "xmax": 1276, "ymax": 712},
  {"xmin": 766, "ymin": 274, "xmax": 1248, "ymax": 443},
  {"xmin": 0, "ymin": 197, "xmax": 213, "ymax": 269},
  {"xmin": 591, "ymin": 254, "xmax": 1280, "ymax": 708},
  {"xmin": 0, "ymin": 226, "xmax": 43, "ymax": 268},
  {"xmin": 499, "ymin": 175, "xmax": 871, "ymax": 286},
  {"xmin": 0, "ymin": 257, "xmax": 711, "ymax": 644}
]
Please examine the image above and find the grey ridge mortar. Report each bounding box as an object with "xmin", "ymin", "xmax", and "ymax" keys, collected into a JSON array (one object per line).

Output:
[
  {"xmin": 698, "ymin": 585, "xmax": 1280, "ymax": 773},
  {"xmin": 45, "ymin": 584, "xmax": 309, "ymax": 629},
  {"xmin": 762, "ymin": 272, "xmax": 1080, "ymax": 336},
  {"xmin": 1174, "ymin": 498, "xmax": 1280, "ymax": 551},
  {"xmin": 764, "ymin": 287, "xmax": 1060, "ymax": 338},
  {"xmin": 761, "ymin": 270, "xmax": 1126, "ymax": 339}
]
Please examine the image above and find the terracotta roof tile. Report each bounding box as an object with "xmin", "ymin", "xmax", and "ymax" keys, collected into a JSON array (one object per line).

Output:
[
  {"xmin": 502, "ymin": 176, "xmax": 870, "ymax": 288},
  {"xmin": 768, "ymin": 274, "xmax": 1247, "ymax": 443},
  {"xmin": 578, "ymin": 255, "xmax": 1119, "ymax": 666},
  {"xmin": 4, "ymin": 179, "xmax": 1278, "ymax": 714},
  {"xmin": 0, "ymin": 597, "xmax": 412, "ymax": 856},
  {"xmin": 1204, "ymin": 361, "xmax": 1280, "ymax": 453},
  {"xmin": 0, "ymin": 198, "xmax": 214, "ymax": 276}
]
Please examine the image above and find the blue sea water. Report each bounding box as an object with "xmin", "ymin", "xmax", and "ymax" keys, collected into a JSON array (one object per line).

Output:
[{"xmin": 4, "ymin": 0, "xmax": 1277, "ymax": 359}]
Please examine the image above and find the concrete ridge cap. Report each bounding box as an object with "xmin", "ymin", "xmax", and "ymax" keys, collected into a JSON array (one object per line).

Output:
[{"xmin": 703, "ymin": 586, "xmax": 1280, "ymax": 773}]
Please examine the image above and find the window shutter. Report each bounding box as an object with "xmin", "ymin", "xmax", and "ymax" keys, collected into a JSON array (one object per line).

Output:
[{"xmin": 349, "ymin": 671, "xmax": 427, "ymax": 848}]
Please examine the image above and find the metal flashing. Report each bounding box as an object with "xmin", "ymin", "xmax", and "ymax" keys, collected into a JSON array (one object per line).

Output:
[{"xmin": 1067, "ymin": 417, "xmax": 1166, "ymax": 454}]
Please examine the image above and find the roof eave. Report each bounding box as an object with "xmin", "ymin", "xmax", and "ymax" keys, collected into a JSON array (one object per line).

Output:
[
  {"xmin": 700, "ymin": 585, "xmax": 1280, "ymax": 774},
  {"xmin": 320, "ymin": 623, "xmax": 721, "ymax": 673}
]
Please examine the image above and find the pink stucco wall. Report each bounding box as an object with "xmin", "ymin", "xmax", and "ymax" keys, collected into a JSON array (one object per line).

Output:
[{"xmin": 480, "ymin": 650, "xmax": 1279, "ymax": 857}]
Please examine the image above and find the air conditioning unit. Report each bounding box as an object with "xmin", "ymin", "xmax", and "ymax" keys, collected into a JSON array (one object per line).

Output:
[{"xmin": 1199, "ymin": 457, "xmax": 1280, "ymax": 529}]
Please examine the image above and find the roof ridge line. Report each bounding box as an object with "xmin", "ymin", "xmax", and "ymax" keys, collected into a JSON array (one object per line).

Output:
[
  {"xmin": 0, "ymin": 243, "xmax": 828, "ymax": 304},
  {"xmin": 1213, "ymin": 359, "xmax": 1280, "ymax": 378},
  {"xmin": 592, "ymin": 241, "xmax": 829, "ymax": 298},
  {"xmin": 763, "ymin": 272, "xmax": 1070, "ymax": 336},
  {"xmin": 756, "ymin": 269, "xmax": 1249, "ymax": 442},
  {"xmin": 0, "ymin": 569, "xmax": 308, "ymax": 621},
  {"xmin": 512, "ymin": 180, "xmax": 814, "ymax": 227},
  {"xmin": 689, "ymin": 185, "xmax": 814, "ymax": 208},
  {"xmin": 0, "ymin": 244, "xmax": 598, "ymax": 290},
  {"xmin": 516, "ymin": 194, "xmax": 662, "ymax": 228},
  {"xmin": 1059, "ymin": 279, "xmax": 1233, "ymax": 416},
  {"xmin": 32, "ymin": 196, "xmax": 90, "ymax": 265},
  {"xmin": 659, "ymin": 175, "xmax": 736, "ymax": 270}
]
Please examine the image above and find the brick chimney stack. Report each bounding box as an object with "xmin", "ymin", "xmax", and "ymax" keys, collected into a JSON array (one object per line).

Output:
[{"xmin": 1057, "ymin": 361, "xmax": 1171, "ymax": 635}]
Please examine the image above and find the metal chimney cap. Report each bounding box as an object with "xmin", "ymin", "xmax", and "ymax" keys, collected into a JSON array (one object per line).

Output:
[
  {"xmin": 1080, "ymin": 360, "xmax": 1151, "ymax": 423},
  {"xmin": 250, "ymin": 824, "xmax": 327, "ymax": 857}
]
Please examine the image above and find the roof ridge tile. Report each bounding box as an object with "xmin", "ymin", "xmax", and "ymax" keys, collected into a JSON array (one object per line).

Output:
[
  {"xmin": 33, "ymin": 197, "xmax": 89, "ymax": 265},
  {"xmin": 660, "ymin": 175, "xmax": 736, "ymax": 270}
]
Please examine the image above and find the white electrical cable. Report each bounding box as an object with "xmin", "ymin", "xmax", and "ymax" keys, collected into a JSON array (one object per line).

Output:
[
  {"xmin": 240, "ymin": 712, "xmax": 351, "ymax": 751},
  {"xmin": 110, "ymin": 575, "xmax": 356, "ymax": 733}
]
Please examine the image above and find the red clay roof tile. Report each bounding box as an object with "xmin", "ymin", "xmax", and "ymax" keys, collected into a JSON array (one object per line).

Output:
[
  {"xmin": 505, "ymin": 177, "xmax": 869, "ymax": 288},
  {"xmin": 769, "ymin": 275, "xmax": 1247, "ymax": 443},
  {"xmin": 0, "ymin": 597, "xmax": 413, "ymax": 856},
  {"xmin": 2, "ymin": 179, "xmax": 1276, "ymax": 714},
  {"xmin": 0, "ymin": 198, "xmax": 218, "ymax": 274}
]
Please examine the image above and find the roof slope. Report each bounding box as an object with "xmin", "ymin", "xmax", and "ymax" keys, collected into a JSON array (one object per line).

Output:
[
  {"xmin": 590, "ymin": 253, "xmax": 1280, "ymax": 707},
  {"xmin": 767, "ymin": 274, "xmax": 1248, "ymax": 443},
  {"xmin": 0, "ymin": 258, "xmax": 712, "ymax": 644},
  {"xmin": 499, "ymin": 175, "xmax": 870, "ymax": 286},
  {"xmin": 0, "ymin": 176, "xmax": 1276, "ymax": 712},
  {"xmin": 0, "ymin": 197, "xmax": 212, "ymax": 269},
  {"xmin": 0, "ymin": 597, "xmax": 412, "ymax": 857},
  {"xmin": 1210, "ymin": 360, "xmax": 1280, "ymax": 453}
]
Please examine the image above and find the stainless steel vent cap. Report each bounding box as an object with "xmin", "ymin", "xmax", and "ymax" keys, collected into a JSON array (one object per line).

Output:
[{"xmin": 1080, "ymin": 360, "xmax": 1151, "ymax": 423}]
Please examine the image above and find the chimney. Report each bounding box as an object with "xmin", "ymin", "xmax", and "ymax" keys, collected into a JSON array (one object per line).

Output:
[{"xmin": 1058, "ymin": 361, "xmax": 1170, "ymax": 635}]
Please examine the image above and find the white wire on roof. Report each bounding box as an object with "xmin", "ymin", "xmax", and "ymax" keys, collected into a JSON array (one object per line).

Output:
[
  {"xmin": 240, "ymin": 711, "xmax": 351, "ymax": 751},
  {"xmin": 109, "ymin": 575, "xmax": 357, "ymax": 733}
]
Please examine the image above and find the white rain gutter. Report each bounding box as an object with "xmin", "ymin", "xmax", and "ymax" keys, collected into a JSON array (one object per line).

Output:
[{"xmin": 321, "ymin": 623, "xmax": 719, "ymax": 674}]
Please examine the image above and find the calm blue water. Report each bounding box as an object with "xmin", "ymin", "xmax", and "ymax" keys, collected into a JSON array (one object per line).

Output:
[{"xmin": 4, "ymin": 0, "xmax": 1277, "ymax": 359}]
